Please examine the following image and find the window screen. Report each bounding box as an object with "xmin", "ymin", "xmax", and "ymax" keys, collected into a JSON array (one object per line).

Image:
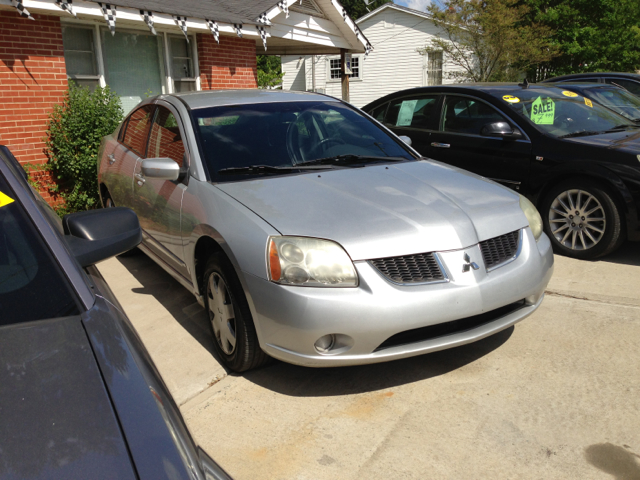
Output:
[
  {"xmin": 122, "ymin": 105, "xmax": 154, "ymax": 156},
  {"xmin": 62, "ymin": 26, "xmax": 100, "ymax": 90},
  {"xmin": 170, "ymin": 36, "xmax": 196, "ymax": 93},
  {"xmin": 427, "ymin": 51, "xmax": 443, "ymax": 86},
  {"xmin": 147, "ymin": 107, "xmax": 186, "ymax": 166}
]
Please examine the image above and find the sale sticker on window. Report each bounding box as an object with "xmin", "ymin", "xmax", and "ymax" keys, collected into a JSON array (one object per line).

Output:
[
  {"xmin": 502, "ymin": 95, "xmax": 520, "ymax": 103},
  {"xmin": 396, "ymin": 99, "xmax": 418, "ymax": 126},
  {"xmin": 562, "ymin": 91, "xmax": 578, "ymax": 97},
  {"xmin": 0, "ymin": 191, "xmax": 15, "ymax": 208},
  {"xmin": 585, "ymin": 98, "xmax": 593, "ymax": 107},
  {"xmin": 531, "ymin": 96, "xmax": 555, "ymax": 124}
]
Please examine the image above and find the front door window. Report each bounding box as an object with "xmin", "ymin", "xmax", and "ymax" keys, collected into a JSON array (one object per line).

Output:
[{"xmin": 442, "ymin": 96, "xmax": 508, "ymax": 135}]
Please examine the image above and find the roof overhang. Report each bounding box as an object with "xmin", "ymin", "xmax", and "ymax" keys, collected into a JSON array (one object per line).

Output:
[{"xmin": 1, "ymin": 0, "xmax": 371, "ymax": 55}]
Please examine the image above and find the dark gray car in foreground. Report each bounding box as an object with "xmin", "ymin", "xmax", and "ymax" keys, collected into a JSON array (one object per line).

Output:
[{"xmin": 0, "ymin": 146, "xmax": 230, "ymax": 480}]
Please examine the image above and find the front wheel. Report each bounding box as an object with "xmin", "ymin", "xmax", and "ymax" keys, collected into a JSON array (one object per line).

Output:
[
  {"xmin": 204, "ymin": 254, "xmax": 269, "ymax": 372},
  {"xmin": 541, "ymin": 180, "xmax": 624, "ymax": 259}
]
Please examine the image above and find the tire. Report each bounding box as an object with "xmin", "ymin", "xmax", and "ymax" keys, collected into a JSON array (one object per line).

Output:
[
  {"xmin": 103, "ymin": 192, "xmax": 140, "ymax": 257},
  {"xmin": 204, "ymin": 254, "xmax": 269, "ymax": 372},
  {"xmin": 541, "ymin": 179, "xmax": 625, "ymax": 259}
]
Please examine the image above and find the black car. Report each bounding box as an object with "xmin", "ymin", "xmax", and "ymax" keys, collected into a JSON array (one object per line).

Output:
[
  {"xmin": 0, "ymin": 146, "xmax": 231, "ymax": 480},
  {"xmin": 556, "ymin": 82, "xmax": 640, "ymax": 123},
  {"xmin": 362, "ymin": 83, "xmax": 640, "ymax": 259},
  {"xmin": 542, "ymin": 72, "xmax": 640, "ymax": 97}
]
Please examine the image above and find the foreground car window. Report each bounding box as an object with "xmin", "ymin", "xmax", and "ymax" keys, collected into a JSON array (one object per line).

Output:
[
  {"xmin": 0, "ymin": 175, "xmax": 79, "ymax": 324},
  {"xmin": 192, "ymin": 101, "xmax": 414, "ymax": 181},
  {"xmin": 496, "ymin": 89, "xmax": 628, "ymax": 137}
]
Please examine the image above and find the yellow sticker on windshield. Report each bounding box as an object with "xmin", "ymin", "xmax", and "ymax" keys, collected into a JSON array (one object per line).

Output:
[
  {"xmin": 0, "ymin": 191, "xmax": 15, "ymax": 208},
  {"xmin": 503, "ymin": 95, "xmax": 520, "ymax": 103},
  {"xmin": 531, "ymin": 96, "xmax": 555, "ymax": 125},
  {"xmin": 562, "ymin": 90, "xmax": 578, "ymax": 97},
  {"xmin": 585, "ymin": 98, "xmax": 593, "ymax": 107}
]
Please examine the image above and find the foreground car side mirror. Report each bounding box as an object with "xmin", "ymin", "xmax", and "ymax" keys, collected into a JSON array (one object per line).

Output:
[
  {"xmin": 142, "ymin": 157, "xmax": 180, "ymax": 181},
  {"xmin": 480, "ymin": 122, "xmax": 523, "ymax": 139},
  {"xmin": 398, "ymin": 135, "xmax": 412, "ymax": 146},
  {"xmin": 62, "ymin": 207, "xmax": 142, "ymax": 267}
]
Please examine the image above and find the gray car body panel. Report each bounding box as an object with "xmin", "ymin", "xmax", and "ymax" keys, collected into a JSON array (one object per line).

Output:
[
  {"xmin": 0, "ymin": 316, "xmax": 137, "ymax": 480},
  {"xmin": 217, "ymin": 159, "xmax": 528, "ymax": 261}
]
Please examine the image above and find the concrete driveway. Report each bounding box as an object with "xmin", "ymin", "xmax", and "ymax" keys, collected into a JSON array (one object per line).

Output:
[{"xmin": 98, "ymin": 244, "xmax": 640, "ymax": 479}]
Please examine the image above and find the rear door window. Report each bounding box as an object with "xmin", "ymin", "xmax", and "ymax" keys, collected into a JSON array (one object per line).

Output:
[
  {"xmin": 122, "ymin": 105, "xmax": 155, "ymax": 156},
  {"xmin": 384, "ymin": 95, "xmax": 440, "ymax": 128},
  {"xmin": 0, "ymin": 174, "xmax": 80, "ymax": 325}
]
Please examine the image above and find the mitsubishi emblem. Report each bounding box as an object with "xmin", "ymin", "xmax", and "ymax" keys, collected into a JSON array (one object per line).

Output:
[{"xmin": 462, "ymin": 253, "xmax": 479, "ymax": 273}]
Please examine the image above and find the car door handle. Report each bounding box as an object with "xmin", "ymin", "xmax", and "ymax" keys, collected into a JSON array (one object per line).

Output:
[
  {"xmin": 107, "ymin": 153, "xmax": 116, "ymax": 165},
  {"xmin": 431, "ymin": 142, "xmax": 450, "ymax": 148},
  {"xmin": 135, "ymin": 173, "xmax": 145, "ymax": 186}
]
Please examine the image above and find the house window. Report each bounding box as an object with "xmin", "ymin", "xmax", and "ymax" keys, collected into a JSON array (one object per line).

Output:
[
  {"xmin": 427, "ymin": 51, "xmax": 443, "ymax": 86},
  {"xmin": 329, "ymin": 57, "xmax": 360, "ymax": 81},
  {"xmin": 169, "ymin": 36, "xmax": 197, "ymax": 92},
  {"xmin": 62, "ymin": 26, "xmax": 100, "ymax": 90}
]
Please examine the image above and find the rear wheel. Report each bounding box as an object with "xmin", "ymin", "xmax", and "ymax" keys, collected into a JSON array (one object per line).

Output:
[
  {"xmin": 204, "ymin": 254, "xmax": 269, "ymax": 372},
  {"xmin": 541, "ymin": 180, "xmax": 624, "ymax": 259}
]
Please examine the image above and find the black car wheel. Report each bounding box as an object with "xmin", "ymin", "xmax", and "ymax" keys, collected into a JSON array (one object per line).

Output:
[
  {"xmin": 542, "ymin": 180, "xmax": 624, "ymax": 259},
  {"xmin": 204, "ymin": 254, "xmax": 269, "ymax": 372}
]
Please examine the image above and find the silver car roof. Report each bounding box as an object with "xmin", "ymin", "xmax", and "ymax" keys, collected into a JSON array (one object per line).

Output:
[{"xmin": 162, "ymin": 89, "xmax": 340, "ymax": 110}]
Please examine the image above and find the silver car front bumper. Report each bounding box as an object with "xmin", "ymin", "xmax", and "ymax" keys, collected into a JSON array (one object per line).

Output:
[{"xmin": 243, "ymin": 228, "xmax": 554, "ymax": 367}]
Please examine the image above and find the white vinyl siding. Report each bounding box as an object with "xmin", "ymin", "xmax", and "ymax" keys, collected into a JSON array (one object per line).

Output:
[{"xmin": 281, "ymin": 7, "xmax": 465, "ymax": 107}]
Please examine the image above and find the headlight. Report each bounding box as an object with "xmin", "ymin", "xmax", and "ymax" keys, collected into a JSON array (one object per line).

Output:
[
  {"xmin": 519, "ymin": 195, "xmax": 543, "ymax": 241},
  {"xmin": 268, "ymin": 237, "xmax": 358, "ymax": 287}
]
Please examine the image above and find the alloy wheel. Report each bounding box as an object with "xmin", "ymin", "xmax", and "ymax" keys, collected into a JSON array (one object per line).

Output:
[
  {"xmin": 548, "ymin": 189, "xmax": 606, "ymax": 251},
  {"xmin": 207, "ymin": 272, "xmax": 237, "ymax": 355}
]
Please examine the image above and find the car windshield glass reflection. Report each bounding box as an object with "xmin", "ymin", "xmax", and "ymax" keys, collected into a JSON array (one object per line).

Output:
[
  {"xmin": 495, "ymin": 89, "xmax": 632, "ymax": 137},
  {"xmin": 191, "ymin": 101, "xmax": 414, "ymax": 181},
  {"xmin": 583, "ymin": 87, "xmax": 640, "ymax": 121},
  {"xmin": 0, "ymin": 174, "xmax": 79, "ymax": 324}
]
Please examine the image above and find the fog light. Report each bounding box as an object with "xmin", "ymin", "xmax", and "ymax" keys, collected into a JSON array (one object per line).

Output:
[{"xmin": 314, "ymin": 334, "xmax": 336, "ymax": 354}]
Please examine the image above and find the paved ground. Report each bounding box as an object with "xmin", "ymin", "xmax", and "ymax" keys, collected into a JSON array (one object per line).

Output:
[{"xmin": 98, "ymin": 243, "xmax": 640, "ymax": 480}]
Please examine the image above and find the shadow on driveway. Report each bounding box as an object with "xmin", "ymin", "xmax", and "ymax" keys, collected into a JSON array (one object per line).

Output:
[
  {"xmin": 597, "ymin": 241, "xmax": 640, "ymax": 267},
  {"xmin": 116, "ymin": 252, "xmax": 513, "ymax": 397}
]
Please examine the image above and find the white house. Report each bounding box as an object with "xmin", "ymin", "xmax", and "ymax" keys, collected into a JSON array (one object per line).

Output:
[{"xmin": 280, "ymin": 3, "xmax": 464, "ymax": 107}]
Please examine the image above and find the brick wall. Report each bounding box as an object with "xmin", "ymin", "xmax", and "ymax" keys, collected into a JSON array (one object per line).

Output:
[
  {"xmin": 0, "ymin": 11, "xmax": 66, "ymax": 203},
  {"xmin": 197, "ymin": 34, "xmax": 258, "ymax": 89}
]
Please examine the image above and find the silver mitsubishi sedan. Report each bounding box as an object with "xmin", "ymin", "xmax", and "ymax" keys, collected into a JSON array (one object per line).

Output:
[{"xmin": 98, "ymin": 90, "xmax": 553, "ymax": 372}]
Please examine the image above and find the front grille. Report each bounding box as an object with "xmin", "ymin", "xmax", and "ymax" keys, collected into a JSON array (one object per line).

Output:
[
  {"xmin": 480, "ymin": 230, "xmax": 520, "ymax": 270},
  {"xmin": 370, "ymin": 252, "xmax": 444, "ymax": 284},
  {"xmin": 374, "ymin": 300, "xmax": 526, "ymax": 351}
]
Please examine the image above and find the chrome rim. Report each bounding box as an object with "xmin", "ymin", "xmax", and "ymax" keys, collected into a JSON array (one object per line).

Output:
[
  {"xmin": 549, "ymin": 189, "xmax": 606, "ymax": 251},
  {"xmin": 207, "ymin": 273, "xmax": 237, "ymax": 355}
]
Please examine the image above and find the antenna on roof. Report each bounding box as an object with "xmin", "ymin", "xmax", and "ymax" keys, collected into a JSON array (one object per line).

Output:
[{"xmin": 518, "ymin": 78, "xmax": 530, "ymax": 89}]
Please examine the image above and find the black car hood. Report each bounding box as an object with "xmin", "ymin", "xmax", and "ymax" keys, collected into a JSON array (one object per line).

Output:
[
  {"xmin": 564, "ymin": 128, "xmax": 640, "ymax": 153},
  {"xmin": 0, "ymin": 317, "xmax": 136, "ymax": 480}
]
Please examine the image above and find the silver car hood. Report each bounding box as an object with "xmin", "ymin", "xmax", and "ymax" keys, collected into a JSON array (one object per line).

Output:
[{"xmin": 216, "ymin": 160, "xmax": 527, "ymax": 261}]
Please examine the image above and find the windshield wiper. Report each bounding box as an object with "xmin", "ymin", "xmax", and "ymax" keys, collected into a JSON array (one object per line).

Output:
[
  {"xmin": 606, "ymin": 124, "xmax": 640, "ymax": 131},
  {"xmin": 218, "ymin": 164, "xmax": 336, "ymax": 175},
  {"xmin": 558, "ymin": 130, "xmax": 605, "ymax": 138},
  {"xmin": 295, "ymin": 154, "xmax": 409, "ymax": 167}
]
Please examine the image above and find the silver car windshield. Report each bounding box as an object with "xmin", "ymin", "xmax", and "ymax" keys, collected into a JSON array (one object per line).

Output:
[
  {"xmin": 191, "ymin": 101, "xmax": 415, "ymax": 181},
  {"xmin": 495, "ymin": 89, "xmax": 631, "ymax": 137}
]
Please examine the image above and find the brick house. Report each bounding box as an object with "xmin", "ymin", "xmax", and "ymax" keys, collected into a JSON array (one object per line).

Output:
[{"xmin": 0, "ymin": 0, "xmax": 369, "ymax": 203}]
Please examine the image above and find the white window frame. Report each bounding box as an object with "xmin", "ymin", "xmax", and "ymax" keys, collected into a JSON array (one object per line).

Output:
[
  {"xmin": 165, "ymin": 34, "xmax": 199, "ymax": 94},
  {"xmin": 326, "ymin": 55, "xmax": 362, "ymax": 83},
  {"xmin": 60, "ymin": 19, "xmax": 200, "ymax": 95}
]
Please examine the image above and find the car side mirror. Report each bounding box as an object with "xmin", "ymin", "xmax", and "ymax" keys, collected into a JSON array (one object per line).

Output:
[
  {"xmin": 142, "ymin": 157, "xmax": 180, "ymax": 181},
  {"xmin": 480, "ymin": 122, "xmax": 522, "ymax": 139},
  {"xmin": 398, "ymin": 135, "xmax": 412, "ymax": 146},
  {"xmin": 62, "ymin": 207, "xmax": 142, "ymax": 267}
]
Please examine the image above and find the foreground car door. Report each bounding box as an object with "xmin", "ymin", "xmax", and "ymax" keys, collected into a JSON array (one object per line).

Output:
[
  {"xmin": 426, "ymin": 94, "xmax": 532, "ymax": 191},
  {"xmin": 132, "ymin": 104, "xmax": 189, "ymax": 278}
]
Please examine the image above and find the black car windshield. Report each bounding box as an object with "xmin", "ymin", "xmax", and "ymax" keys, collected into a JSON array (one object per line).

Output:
[
  {"xmin": 191, "ymin": 101, "xmax": 415, "ymax": 181},
  {"xmin": 581, "ymin": 86, "xmax": 640, "ymax": 122},
  {"xmin": 495, "ymin": 88, "xmax": 631, "ymax": 137},
  {"xmin": 0, "ymin": 173, "xmax": 79, "ymax": 325}
]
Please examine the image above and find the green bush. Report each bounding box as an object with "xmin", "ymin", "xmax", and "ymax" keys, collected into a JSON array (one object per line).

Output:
[{"xmin": 45, "ymin": 84, "xmax": 123, "ymax": 215}]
